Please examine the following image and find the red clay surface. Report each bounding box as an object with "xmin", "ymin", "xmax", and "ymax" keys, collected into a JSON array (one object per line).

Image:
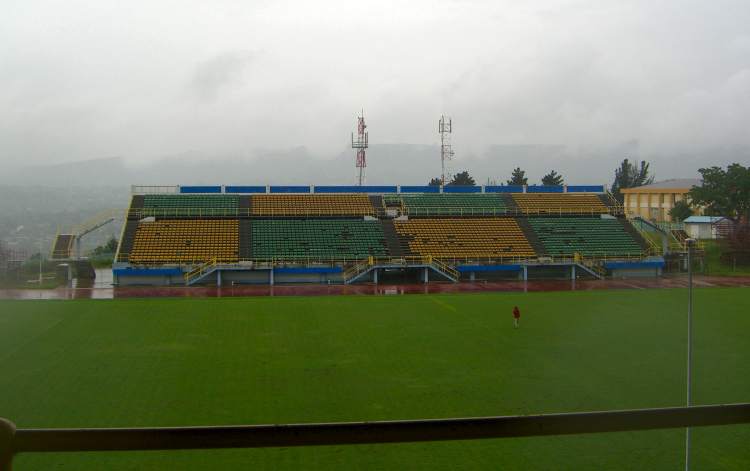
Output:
[{"xmin": 2, "ymin": 276, "xmax": 749, "ymax": 300}]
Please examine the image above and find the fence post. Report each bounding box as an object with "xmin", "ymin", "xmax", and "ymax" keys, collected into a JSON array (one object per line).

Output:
[{"xmin": 0, "ymin": 418, "xmax": 15, "ymax": 471}]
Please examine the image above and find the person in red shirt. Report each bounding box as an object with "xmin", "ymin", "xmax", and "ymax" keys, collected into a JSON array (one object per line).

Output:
[{"xmin": 513, "ymin": 306, "xmax": 521, "ymax": 329}]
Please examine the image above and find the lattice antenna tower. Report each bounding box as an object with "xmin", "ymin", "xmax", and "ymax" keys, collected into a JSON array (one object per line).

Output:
[
  {"xmin": 351, "ymin": 110, "xmax": 368, "ymax": 186},
  {"xmin": 439, "ymin": 115, "xmax": 454, "ymax": 186}
]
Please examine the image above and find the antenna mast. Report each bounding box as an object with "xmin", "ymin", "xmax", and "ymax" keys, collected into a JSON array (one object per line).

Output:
[
  {"xmin": 351, "ymin": 111, "xmax": 368, "ymax": 186},
  {"xmin": 439, "ymin": 115, "xmax": 454, "ymax": 186}
]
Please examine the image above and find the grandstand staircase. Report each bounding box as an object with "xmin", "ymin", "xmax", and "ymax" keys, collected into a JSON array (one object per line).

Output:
[
  {"xmin": 115, "ymin": 220, "xmax": 139, "ymax": 263},
  {"xmin": 185, "ymin": 258, "xmax": 219, "ymax": 285},
  {"xmin": 577, "ymin": 259, "xmax": 606, "ymax": 279},
  {"xmin": 618, "ymin": 218, "xmax": 653, "ymax": 254},
  {"xmin": 380, "ymin": 220, "xmax": 405, "ymax": 257},
  {"xmin": 515, "ymin": 218, "xmax": 546, "ymax": 256},
  {"xmin": 239, "ymin": 220, "xmax": 252, "ymax": 259},
  {"xmin": 369, "ymin": 195, "xmax": 386, "ymax": 217},
  {"xmin": 51, "ymin": 234, "xmax": 75, "ymax": 260},
  {"xmin": 52, "ymin": 209, "xmax": 122, "ymax": 261}
]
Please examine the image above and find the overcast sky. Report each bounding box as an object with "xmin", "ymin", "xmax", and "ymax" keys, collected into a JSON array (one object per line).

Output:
[{"xmin": 2, "ymin": 0, "xmax": 750, "ymax": 182}]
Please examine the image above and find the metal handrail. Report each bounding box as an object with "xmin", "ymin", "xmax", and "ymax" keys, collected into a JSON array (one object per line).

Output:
[
  {"xmin": 126, "ymin": 205, "xmax": 626, "ymax": 219},
  {"xmin": 116, "ymin": 253, "xmax": 656, "ymax": 268},
  {"xmin": 2, "ymin": 403, "xmax": 749, "ymax": 469}
]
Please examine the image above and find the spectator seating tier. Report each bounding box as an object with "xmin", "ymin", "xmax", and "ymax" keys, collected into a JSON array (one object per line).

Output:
[
  {"xmin": 140, "ymin": 195, "xmax": 241, "ymax": 217},
  {"xmin": 251, "ymin": 219, "xmax": 387, "ymax": 259},
  {"xmin": 143, "ymin": 195, "xmax": 240, "ymax": 209},
  {"xmin": 528, "ymin": 217, "xmax": 645, "ymax": 256},
  {"xmin": 250, "ymin": 195, "xmax": 377, "ymax": 217},
  {"xmin": 394, "ymin": 218, "xmax": 536, "ymax": 259},
  {"xmin": 511, "ymin": 194, "xmax": 609, "ymax": 214},
  {"xmin": 129, "ymin": 219, "xmax": 239, "ymax": 264},
  {"xmin": 385, "ymin": 194, "xmax": 509, "ymax": 216}
]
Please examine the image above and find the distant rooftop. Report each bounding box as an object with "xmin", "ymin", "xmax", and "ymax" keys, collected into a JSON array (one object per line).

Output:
[
  {"xmin": 620, "ymin": 179, "xmax": 701, "ymax": 193},
  {"xmin": 684, "ymin": 216, "xmax": 727, "ymax": 224}
]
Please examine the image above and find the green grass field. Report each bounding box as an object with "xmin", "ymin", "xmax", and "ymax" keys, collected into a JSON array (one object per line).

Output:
[{"xmin": 1, "ymin": 288, "xmax": 749, "ymax": 470}]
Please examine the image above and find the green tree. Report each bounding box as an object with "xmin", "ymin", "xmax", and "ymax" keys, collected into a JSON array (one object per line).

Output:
[
  {"xmin": 541, "ymin": 170, "xmax": 564, "ymax": 186},
  {"xmin": 92, "ymin": 237, "xmax": 118, "ymax": 256},
  {"xmin": 449, "ymin": 170, "xmax": 476, "ymax": 186},
  {"xmin": 611, "ymin": 158, "xmax": 654, "ymax": 203},
  {"xmin": 668, "ymin": 200, "xmax": 693, "ymax": 222},
  {"xmin": 507, "ymin": 167, "xmax": 528, "ymax": 186},
  {"xmin": 428, "ymin": 177, "xmax": 442, "ymax": 186},
  {"xmin": 689, "ymin": 163, "xmax": 750, "ymax": 223}
]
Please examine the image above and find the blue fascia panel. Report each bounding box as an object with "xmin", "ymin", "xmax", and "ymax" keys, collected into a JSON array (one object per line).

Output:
[
  {"xmin": 457, "ymin": 264, "xmax": 522, "ymax": 272},
  {"xmin": 113, "ymin": 268, "xmax": 183, "ymax": 276},
  {"xmin": 603, "ymin": 261, "xmax": 665, "ymax": 270},
  {"xmin": 443, "ymin": 186, "xmax": 481, "ymax": 193},
  {"xmin": 527, "ymin": 185, "xmax": 564, "ymax": 193},
  {"xmin": 225, "ymin": 186, "xmax": 266, "ymax": 194},
  {"xmin": 180, "ymin": 186, "xmax": 222, "ymax": 194},
  {"xmin": 485, "ymin": 185, "xmax": 524, "ymax": 193},
  {"xmin": 400, "ymin": 185, "xmax": 440, "ymax": 193},
  {"xmin": 270, "ymin": 186, "xmax": 311, "ymax": 194},
  {"xmin": 314, "ymin": 186, "xmax": 398, "ymax": 193},
  {"xmin": 567, "ymin": 185, "xmax": 605, "ymax": 193},
  {"xmin": 274, "ymin": 266, "xmax": 343, "ymax": 274}
]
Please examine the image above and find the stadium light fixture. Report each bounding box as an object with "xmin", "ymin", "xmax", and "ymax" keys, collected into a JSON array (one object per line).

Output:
[{"xmin": 685, "ymin": 237, "xmax": 695, "ymax": 471}]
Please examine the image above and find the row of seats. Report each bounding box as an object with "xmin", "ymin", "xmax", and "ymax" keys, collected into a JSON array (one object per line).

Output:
[
  {"xmin": 528, "ymin": 217, "xmax": 644, "ymax": 256},
  {"xmin": 512, "ymin": 194, "xmax": 609, "ymax": 214},
  {"xmin": 394, "ymin": 218, "xmax": 536, "ymax": 259},
  {"xmin": 386, "ymin": 194, "xmax": 509, "ymax": 215},
  {"xmin": 129, "ymin": 219, "xmax": 239, "ymax": 263},
  {"xmin": 143, "ymin": 195, "xmax": 239, "ymax": 209},
  {"xmin": 251, "ymin": 195, "xmax": 377, "ymax": 216},
  {"xmin": 252, "ymin": 219, "xmax": 387, "ymax": 259}
]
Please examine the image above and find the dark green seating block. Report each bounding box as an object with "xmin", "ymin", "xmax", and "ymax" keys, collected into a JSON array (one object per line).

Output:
[
  {"xmin": 252, "ymin": 219, "xmax": 387, "ymax": 259},
  {"xmin": 528, "ymin": 217, "xmax": 644, "ymax": 256}
]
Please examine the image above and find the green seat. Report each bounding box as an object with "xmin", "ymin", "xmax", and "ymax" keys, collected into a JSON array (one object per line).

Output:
[{"xmin": 528, "ymin": 217, "xmax": 644, "ymax": 257}]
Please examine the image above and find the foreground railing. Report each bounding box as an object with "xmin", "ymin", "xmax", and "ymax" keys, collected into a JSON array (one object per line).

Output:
[{"xmin": 2, "ymin": 403, "xmax": 749, "ymax": 469}]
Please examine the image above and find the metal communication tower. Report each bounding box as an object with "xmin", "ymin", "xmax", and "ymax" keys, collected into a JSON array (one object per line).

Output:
[
  {"xmin": 351, "ymin": 111, "xmax": 368, "ymax": 186},
  {"xmin": 439, "ymin": 115, "xmax": 454, "ymax": 186}
]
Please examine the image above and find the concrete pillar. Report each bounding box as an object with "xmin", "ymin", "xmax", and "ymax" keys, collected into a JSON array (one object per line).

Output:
[
  {"xmin": 373, "ymin": 268, "xmax": 379, "ymax": 284},
  {"xmin": 470, "ymin": 271, "xmax": 475, "ymax": 282},
  {"xmin": 522, "ymin": 265, "xmax": 528, "ymax": 281},
  {"xmin": 269, "ymin": 268, "xmax": 274, "ymax": 286},
  {"xmin": 423, "ymin": 267, "xmax": 429, "ymax": 284},
  {"xmin": 216, "ymin": 270, "xmax": 222, "ymax": 287},
  {"xmin": 571, "ymin": 264, "xmax": 576, "ymax": 280}
]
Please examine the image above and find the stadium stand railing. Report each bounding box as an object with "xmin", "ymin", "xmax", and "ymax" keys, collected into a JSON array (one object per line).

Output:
[
  {"xmin": 3, "ymin": 404, "xmax": 749, "ymax": 469},
  {"xmin": 184, "ymin": 258, "xmax": 218, "ymax": 285}
]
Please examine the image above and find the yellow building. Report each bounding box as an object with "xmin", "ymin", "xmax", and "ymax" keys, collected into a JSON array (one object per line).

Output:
[{"xmin": 621, "ymin": 179, "xmax": 701, "ymax": 223}]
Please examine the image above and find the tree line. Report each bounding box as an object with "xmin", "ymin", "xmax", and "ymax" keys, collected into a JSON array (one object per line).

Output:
[{"xmin": 428, "ymin": 161, "xmax": 750, "ymax": 224}]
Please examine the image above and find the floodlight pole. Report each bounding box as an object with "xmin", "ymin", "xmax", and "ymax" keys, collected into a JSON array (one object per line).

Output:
[{"xmin": 685, "ymin": 238, "xmax": 695, "ymax": 471}]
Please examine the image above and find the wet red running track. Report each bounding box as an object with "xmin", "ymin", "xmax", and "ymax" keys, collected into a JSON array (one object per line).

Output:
[{"xmin": 2, "ymin": 276, "xmax": 749, "ymax": 300}]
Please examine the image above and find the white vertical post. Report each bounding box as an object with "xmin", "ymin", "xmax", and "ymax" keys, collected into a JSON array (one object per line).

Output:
[
  {"xmin": 685, "ymin": 238, "xmax": 695, "ymax": 471},
  {"xmin": 38, "ymin": 240, "xmax": 43, "ymax": 285}
]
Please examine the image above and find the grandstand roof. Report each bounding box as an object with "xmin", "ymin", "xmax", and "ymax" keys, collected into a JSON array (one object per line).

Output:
[{"xmin": 620, "ymin": 179, "xmax": 701, "ymax": 193}]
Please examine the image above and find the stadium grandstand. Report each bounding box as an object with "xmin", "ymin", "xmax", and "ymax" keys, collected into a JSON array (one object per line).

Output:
[{"xmin": 113, "ymin": 184, "xmax": 663, "ymax": 286}]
